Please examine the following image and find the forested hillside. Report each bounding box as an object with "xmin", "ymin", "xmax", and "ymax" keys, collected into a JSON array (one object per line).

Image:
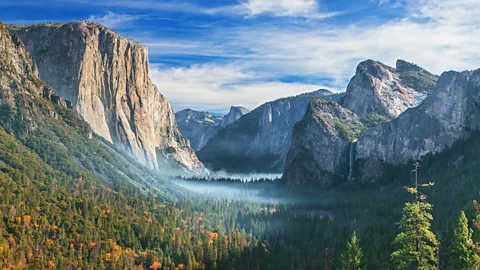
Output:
[{"xmin": 2, "ymin": 18, "xmax": 480, "ymax": 270}]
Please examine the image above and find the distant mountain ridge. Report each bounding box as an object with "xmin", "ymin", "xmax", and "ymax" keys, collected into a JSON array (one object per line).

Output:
[
  {"xmin": 197, "ymin": 89, "xmax": 344, "ymax": 173},
  {"xmin": 175, "ymin": 106, "xmax": 249, "ymax": 151}
]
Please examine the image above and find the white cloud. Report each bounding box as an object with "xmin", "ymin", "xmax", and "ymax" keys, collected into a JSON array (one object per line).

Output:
[
  {"xmin": 378, "ymin": 0, "xmax": 390, "ymax": 6},
  {"xmin": 128, "ymin": 0, "xmax": 480, "ymax": 112},
  {"xmin": 87, "ymin": 11, "xmax": 142, "ymax": 28},
  {"xmin": 143, "ymin": 0, "xmax": 480, "ymax": 104},
  {"xmin": 72, "ymin": 0, "xmax": 339, "ymax": 19},
  {"xmin": 240, "ymin": 0, "xmax": 338, "ymax": 18},
  {"xmin": 149, "ymin": 63, "xmax": 331, "ymax": 113}
]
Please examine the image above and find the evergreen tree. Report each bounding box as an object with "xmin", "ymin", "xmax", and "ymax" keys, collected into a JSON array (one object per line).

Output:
[
  {"xmin": 338, "ymin": 231, "xmax": 363, "ymax": 270},
  {"xmin": 391, "ymin": 162, "xmax": 438, "ymax": 270},
  {"xmin": 448, "ymin": 211, "xmax": 480, "ymax": 270}
]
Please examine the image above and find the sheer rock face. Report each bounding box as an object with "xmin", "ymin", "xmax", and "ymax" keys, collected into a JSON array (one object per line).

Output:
[
  {"xmin": 8, "ymin": 21, "xmax": 204, "ymax": 171},
  {"xmin": 356, "ymin": 70, "xmax": 480, "ymax": 181},
  {"xmin": 283, "ymin": 98, "xmax": 363, "ymax": 187},
  {"xmin": 175, "ymin": 106, "xmax": 249, "ymax": 152},
  {"xmin": 282, "ymin": 60, "xmax": 438, "ymax": 185},
  {"xmin": 0, "ymin": 21, "xmax": 79, "ymax": 136},
  {"xmin": 219, "ymin": 106, "xmax": 250, "ymax": 128},
  {"xmin": 340, "ymin": 60, "xmax": 433, "ymax": 118},
  {"xmin": 197, "ymin": 89, "xmax": 344, "ymax": 173},
  {"xmin": 0, "ymin": 22, "xmax": 67, "ymax": 109}
]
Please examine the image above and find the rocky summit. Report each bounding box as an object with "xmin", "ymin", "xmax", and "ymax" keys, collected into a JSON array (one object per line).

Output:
[
  {"xmin": 175, "ymin": 106, "xmax": 249, "ymax": 152},
  {"xmin": 283, "ymin": 59, "xmax": 441, "ymax": 186},
  {"xmin": 197, "ymin": 89, "xmax": 344, "ymax": 173},
  {"xmin": 8, "ymin": 21, "xmax": 204, "ymax": 172},
  {"xmin": 340, "ymin": 60, "xmax": 436, "ymax": 118},
  {"xmin": 356, "ymin": 69, "xmax": 480, "ymax": 181}
]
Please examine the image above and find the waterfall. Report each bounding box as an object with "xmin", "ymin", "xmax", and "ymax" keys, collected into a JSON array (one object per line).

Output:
[{"xmin": 348, "ymin": 140, "xmax": 357, "ymax": 181}]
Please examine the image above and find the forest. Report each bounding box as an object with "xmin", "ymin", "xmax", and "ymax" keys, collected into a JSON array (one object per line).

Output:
[
  {"xmin": 1, "ymin": 25, "xmax": 479, "ymax": 269},
  {"xmin": 2, "ymin": 105, "xmax": 480, "ymax": 269}
]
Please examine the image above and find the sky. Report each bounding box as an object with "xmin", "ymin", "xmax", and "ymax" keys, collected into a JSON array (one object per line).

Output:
[{"xmin": 1, "ymin": 0, "xmax": 480, "ymax": 114}]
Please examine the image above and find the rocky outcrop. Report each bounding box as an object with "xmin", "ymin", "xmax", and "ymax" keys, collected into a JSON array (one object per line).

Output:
[
  {"xmin": 396, "ymin": 59, "xmax": 438, "ymax": 94},
  {"xmin": 197, "ymin": 89, "xmax": 344, "ymax": 173},
  {"xmin": 0, "ymin": 22, "xmax": 74, "ymax": 134},
  {"xmin": 356, "ymin": 69, "xmax": 480, "ymax": 181},
  {"xmin": 8, "ymin": 21, "xmax": 204, "ymax": 172},
  {"xmin": 219, "ymin": 106, "xmax": 250, "ymax": 128},
  {"xmin": 283, "ymin": 98, "xmax": 364, "ymax": 186},
  {"xmin": 340, "ymin": 60, "xmax": 434, "ymax": 118},
  {"xmin": 176, "ymin": 106, "xmax": 249, "ymax": 152},
  {"xmin": 282, "ymin": 60, "xmax": 438, "ymax": 185},
  {"xmin": 0, "ymin": 22, "xmax": 88, "ymax": 138}
]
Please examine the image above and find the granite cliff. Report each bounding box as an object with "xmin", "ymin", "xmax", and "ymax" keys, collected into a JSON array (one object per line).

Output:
[
  {"xmin": 283, "ymin": 98, "xmax": 363, "ymax": 186},
  {"xmin": 356, "ymin": 69, "xmax": 480, "ymax": 181},
  {"xmin": 197, "ymin": 89, "xmax": 344, "ymax": 172},
  {"xmin": 175, "ymin": 106, "xmax": 249, "ymax": 152},
  {"xmin": 8, "ymin": 21, "xmax": 204, "ymax": 172},
  {"xmin": 284, "ymin": 60, "xmax": 439, "ymax": 186},
  {"xmin": 340, "ymin": 60, "xmax": 436, "ymax": 118}
]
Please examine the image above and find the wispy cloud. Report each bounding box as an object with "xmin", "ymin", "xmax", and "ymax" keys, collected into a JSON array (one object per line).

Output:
[
  {"xmin": 67, "ymin": 0, "xmax": 341, "ymax": 19},
  {"xmin": 138, "ymin": 0, "xmax": 480, "ymax": 112},
  {"xmin": 150, "ymin": 63, "xmax": 332, "ymax": 113},
  {"xmin": 7, "ymin": 0, "xmax": 477, "ymax": 113},
  {"xmin": 240, "ymin": 0, "xmax": 340, "ymax": 19},
  {"xmin": 87, "ymin": 11, "xmax": 142, "ymax": 28}
]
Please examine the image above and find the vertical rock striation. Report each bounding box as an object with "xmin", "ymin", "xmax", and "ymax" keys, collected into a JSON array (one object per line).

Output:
[{"xmin": 8, "ymin": 21, "xmax": 204, "ymax": 172}]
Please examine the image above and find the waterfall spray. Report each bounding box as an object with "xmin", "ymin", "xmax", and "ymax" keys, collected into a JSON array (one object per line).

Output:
[{"xmin": 348, "ymin": 139, "xmax": 357, "ymax": 181}]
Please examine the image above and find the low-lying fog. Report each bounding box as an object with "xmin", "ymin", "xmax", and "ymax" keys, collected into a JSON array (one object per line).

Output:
[{"xmin": 169, "ymin": 172, "xmax": 335, "ymax": 208}]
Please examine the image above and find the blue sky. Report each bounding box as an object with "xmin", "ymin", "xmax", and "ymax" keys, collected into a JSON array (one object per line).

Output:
[{"xmin": 2, "ymin": 0, "xmax": 480, "ymax": 113}]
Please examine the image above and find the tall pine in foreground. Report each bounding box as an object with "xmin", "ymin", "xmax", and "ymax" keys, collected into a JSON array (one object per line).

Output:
[
  {"xmin": 391, "ymin": 162, "xmax": 438, "ymax": 269},
  {"xmin": 338, "ymin": 231, "xmax": 363, "ymax": 270},
  {"xmin": 448, "ymin": 211, "xmax": 480, "ymax": 269}
]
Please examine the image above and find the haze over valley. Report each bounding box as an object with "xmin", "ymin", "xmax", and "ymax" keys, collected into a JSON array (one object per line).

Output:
[{"xmin": 1, "ymin": 1, "xmax": 480, "ymax": 269}]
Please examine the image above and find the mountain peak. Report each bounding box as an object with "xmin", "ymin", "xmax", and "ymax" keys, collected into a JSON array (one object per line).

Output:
[
  {"xmin": 220, "ymin": 106, "xmax": 250, "ymax": 128},
  {"xmin": 341, "ymin": 59, "xmax": 429, "ymax": 118},
  {"xmin": 228, "ymin": 106, "xmax": 249, "ymax": 115},
  {"xmin": 356, "ymin": 59, "xmax": 395, "ymax": 79},
  {"xmin": 396, "ymin": 59, "xmax": 423, "ymax": 73}
]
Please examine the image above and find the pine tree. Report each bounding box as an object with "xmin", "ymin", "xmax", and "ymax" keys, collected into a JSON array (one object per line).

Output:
[
  {"xmin": 391, "ymin": 162, "xmax": 438, "ymax": 270},
  {"xmin": 448, "ymin": 211, "xmax": 480, "ymax": 270},
  {"xmin": 338, "ymin": 231, "xmax": 363, "ymax": 270}
]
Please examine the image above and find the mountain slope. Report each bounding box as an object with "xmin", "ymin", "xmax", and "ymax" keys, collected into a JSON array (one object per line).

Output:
[
  {"xmin": 356, "ymin": 69, "xmax": 480, "ymax": 181},
  {"xmin": 175, "ymin": 106, "xmax": 249, "ymax": 151},
  {"xmin": 0, "ymin": 21, "xmax": 263, "ymax": 269},
  {"xmin": 7, "ymin": 21, "xmax": 203, "ymax": 172},
  {"xmin": 282, "ymin": 60, "xmax": 437, "ymax": 186},
  {"xmin": 283, "ymin": 98, "xmax": 364, "ymax": 186},
  {"xmin": 197, "ymin": 89, "xmax": 344, "ymax": 172}
]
